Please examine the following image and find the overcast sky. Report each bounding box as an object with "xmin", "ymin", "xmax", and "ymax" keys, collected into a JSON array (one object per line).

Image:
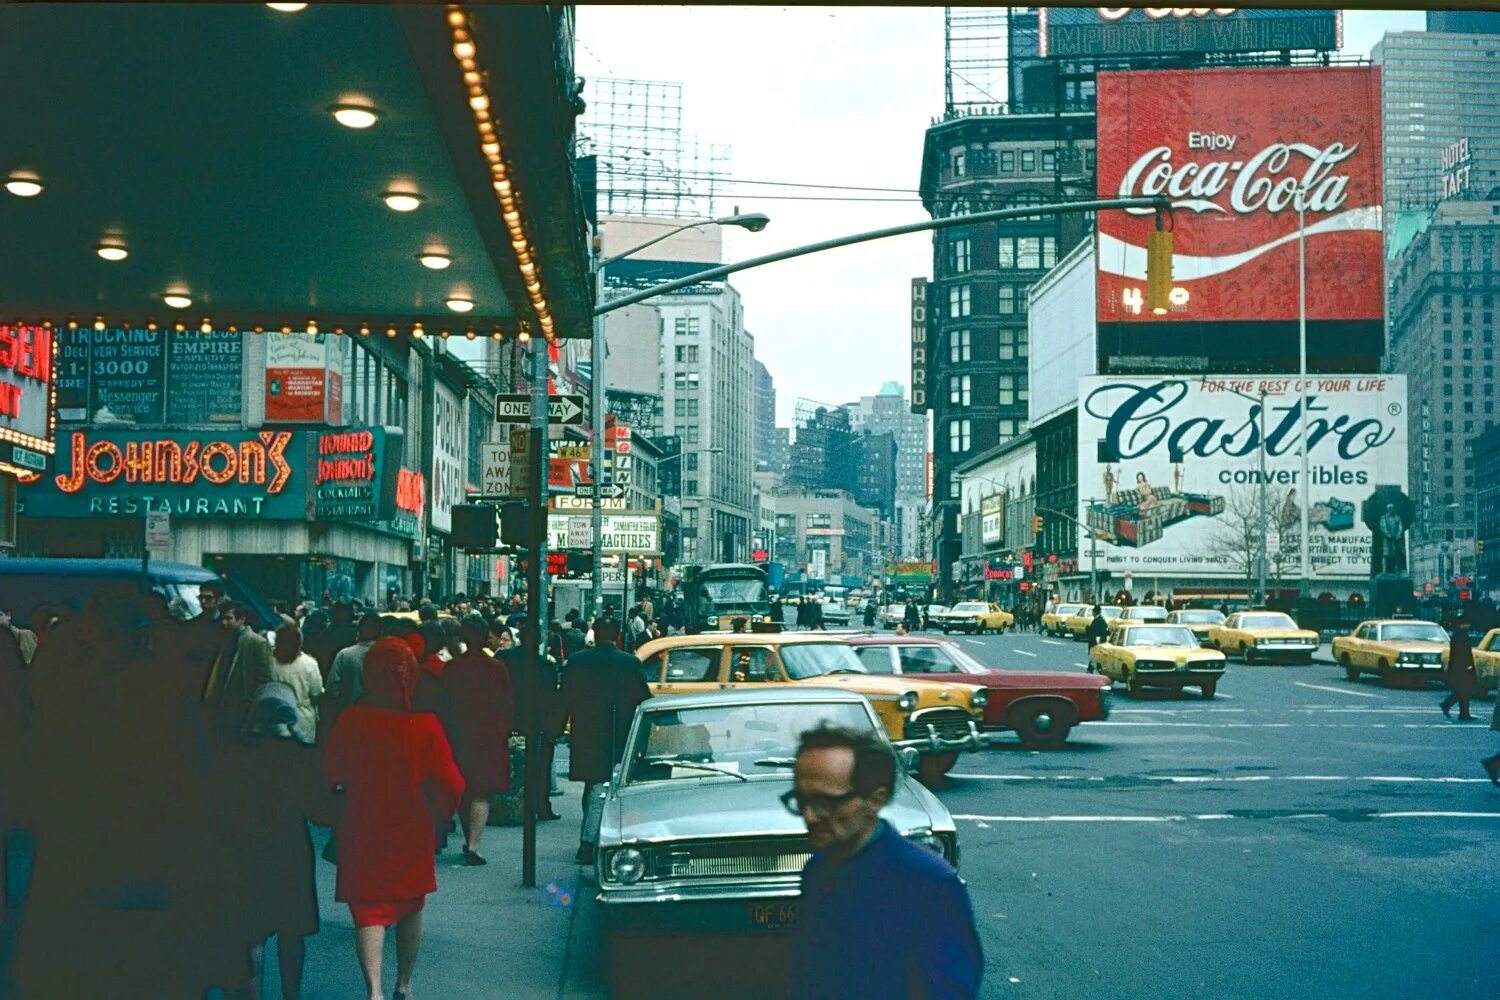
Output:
[{"xmin": 577, "ymin": 7, "xmax": 1425, "ymax": 428}]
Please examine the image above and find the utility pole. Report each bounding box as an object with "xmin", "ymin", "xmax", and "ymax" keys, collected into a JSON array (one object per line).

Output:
[
  {"xmin": 521, "ymin": 333, "xmax": 549, "ymax": 889},
  {"xmin": 590, "ymin": 247, "xmax": 605, "ymax": 623}
]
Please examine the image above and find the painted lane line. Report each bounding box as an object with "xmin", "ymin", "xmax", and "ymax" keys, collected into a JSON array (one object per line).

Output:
[
  {"xmin": 1040, "ymin": 639, "xmax": 1065, "ymax": 646},
  {"xmin": 1294, "ymin": 681, "xmax": 1384, "ymax": 699},
  {"xmin": 950, "ymin": 773, "xmax": 1491, "ymax": 784},
  {"xmin": 954, "ymin": 812, "xmax": 1500, "ymax": 823},
  {"xmin": 1013, "ymin": 649, "xmax": 1038, "ymax": 657},
  {"xmin": 1090, "ymin": 720, "xmax": 1473, "ymax": 729}
]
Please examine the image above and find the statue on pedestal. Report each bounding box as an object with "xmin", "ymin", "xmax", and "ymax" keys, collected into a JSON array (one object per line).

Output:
[{"xmin": 1377, "ymin": 504, "xmax": 1407, "ymax": 575}]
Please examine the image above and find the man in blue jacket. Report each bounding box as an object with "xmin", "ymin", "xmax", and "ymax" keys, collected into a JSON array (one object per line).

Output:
[{"xmin": 784, "ymin": 724, "xmax": 983, "ymax": 999}]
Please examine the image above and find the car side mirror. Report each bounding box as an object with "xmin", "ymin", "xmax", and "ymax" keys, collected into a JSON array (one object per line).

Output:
[{"xmin": 898, "ymin": 746, "xmax": 920, "ymax": 774}]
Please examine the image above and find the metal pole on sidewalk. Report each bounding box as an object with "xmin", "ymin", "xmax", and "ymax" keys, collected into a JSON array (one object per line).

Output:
[
  {"xmin": 522, "ymin": 334, "xmax": 550, "ymax": 889},
  {"xmin": 591, "ymin": 255, "xmax": 605, "ymax": 622}
]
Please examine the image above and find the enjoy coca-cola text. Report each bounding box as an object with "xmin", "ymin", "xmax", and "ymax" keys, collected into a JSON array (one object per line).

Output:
[{"xmin": 1119, "ymin": 140, "xmax": 1360, "ymax": 215}]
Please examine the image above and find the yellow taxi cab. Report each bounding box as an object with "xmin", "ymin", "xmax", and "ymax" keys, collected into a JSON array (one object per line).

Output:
[
  {"xmin": 633, "ymin": 632, "xmax": 987, "ymax": 782},
  {"xmin": 1088, "ymin": 622, "xmax": 1228, "ymax": 698},
  {"xmin": 1065, "ymin": 605, "xmax": 1123, "ymax": 641},
  {"xmin": 1166, "ymin": 608, "xmax": 1226, "ymax": 647},
  {"xmin": 1041, "ymin": 602, "xmax": 1085, "ymax": 637},
  {"xmin": 1331, "ymin": 618, "xmax": 1450, "ymax": 684},
  {"xmin": 1208, "ymin": 609, "xmax": 1319, "ymax": 664},
  {"xmin": 1474, "ymin": 629, "xmax": 1500, "ymax": 695},
  {"xmin": 933, "ymin": 601, "xmax": 1014, "ymax": 635}
]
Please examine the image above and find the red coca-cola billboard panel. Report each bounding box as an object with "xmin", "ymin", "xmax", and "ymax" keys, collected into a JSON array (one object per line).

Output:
[{"xmin": 1096, "ymin": 66, "xmax": 1383, "ymax": 325}]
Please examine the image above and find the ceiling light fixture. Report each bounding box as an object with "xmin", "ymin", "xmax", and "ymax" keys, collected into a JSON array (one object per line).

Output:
[
  {"xmin": 265, "ymin": 3, "xmax": 309, "ymax": 11},
  {"xmin": 418, "ymin": 251, "xmax": 452, "ymax": 270},
  {"xmin": 5, "ymin": 173, "xmax": 43, "ymax": 198},
  {"xmin": 382, "ymin": 191, "xmax": 424, "ymax": 213},
  {"xmin": 445, "ymin": 297, "xmax": 474, "ymax": 313},
  {"xmin": 330, "ymin": 104, "xmax": 380, "ymax": 129},
  {"xmin": 162, "ymin": 293, "xmax": 192, "ymax": 310},
  {"xmin": 95, "ymin": 241, "xmax": 129, "ymax": 262}
]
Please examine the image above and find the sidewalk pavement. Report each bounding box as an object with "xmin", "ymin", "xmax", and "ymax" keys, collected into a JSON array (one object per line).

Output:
[{"xmin": 278, "ymin": 775, "xmax": 611, "ymax": 1000}]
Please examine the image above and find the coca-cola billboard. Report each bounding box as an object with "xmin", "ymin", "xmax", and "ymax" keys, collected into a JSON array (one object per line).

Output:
[{"xmin": 1096, "ymin": 66, "xmax": 1383, "ymax": 326}]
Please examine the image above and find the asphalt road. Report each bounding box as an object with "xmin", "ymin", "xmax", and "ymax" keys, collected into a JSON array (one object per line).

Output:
[{"xmin": 932, "ymin": 627, "xmax": 1500, "ymax": 1000}]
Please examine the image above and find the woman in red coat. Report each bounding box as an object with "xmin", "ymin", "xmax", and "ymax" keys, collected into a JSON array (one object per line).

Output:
[{"xmin": 325, "ymin": 638, "xmax": 464, "ymax": 1000}]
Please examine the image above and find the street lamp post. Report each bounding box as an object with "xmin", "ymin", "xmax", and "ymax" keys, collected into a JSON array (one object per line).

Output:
[
  {"xmin": 591, "ymin": 213, "xmax": 769, "ymax": 620},
  {"xmin": 1297, "ymin": 193, "xmax": 1311, "ymax": 598}
]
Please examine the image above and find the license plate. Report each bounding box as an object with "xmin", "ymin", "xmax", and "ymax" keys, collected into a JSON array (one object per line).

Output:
[
  {"xmin": 1175, "ymin": 664, "xmax": 1188, "ymax": 672},
  {"xmin": 749, "ymin": 901, "xmax": 798, "ymax": 931}
]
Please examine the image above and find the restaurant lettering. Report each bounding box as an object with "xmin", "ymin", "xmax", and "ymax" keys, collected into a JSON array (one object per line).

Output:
[
  {"xmin": 316, "ymin": 431, "xmax": 377, "ymax": 485},
  {"xmin": 55, "ymin": 430, "xmax": 295, "ymax": 494},
  {"xmin": 0, "ymin": 325, "xmax": 53, "ymax": 423},
  {"xmin": 396, "ymin": 468, "xmax": 425, "ymax": 516}
]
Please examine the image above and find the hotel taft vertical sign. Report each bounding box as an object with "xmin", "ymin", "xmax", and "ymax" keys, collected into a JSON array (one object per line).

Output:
[{"xmin": 910, "ymin": 278, "xmax": 929, "ymax": 414}]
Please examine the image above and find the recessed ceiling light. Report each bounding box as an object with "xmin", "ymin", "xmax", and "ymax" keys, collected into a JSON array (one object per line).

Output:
[
  {"xmin": 95, "ymin": 242, "xmax": 129, "ymax": 262},
  {"xmin": 418, "ymin": 252, "xmax": 452, "ymax": 270},
  {"xmin": 330, "ymin": 104, "xmax": 380, "ymax": 129},
  {"xmin": 445, "ymin": 297, "xmax": 474, "ymax": 313},
  {"xmin": 163, "ymin": 293, "xmax": 193, "ymax": 310},
  {"xmin": 382, "ymin": 191, "xmax": 424, "ymax": 212},
  {"xmin": 5, "ymin": 173, "xmax": 43, "ymax": 198},
  {"xmin": 265, "ymin": 3, "xmax": 308, "ymax": 11}
]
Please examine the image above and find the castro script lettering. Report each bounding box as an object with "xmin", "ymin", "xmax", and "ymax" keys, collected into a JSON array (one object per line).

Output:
[
  {"xmin": 1119, "ymin": 141, "xmax": 1359, "ymax": 215},
  {"xmin": 1084, "ymin": 381, "xmax": 1394, "ymax": 462}
]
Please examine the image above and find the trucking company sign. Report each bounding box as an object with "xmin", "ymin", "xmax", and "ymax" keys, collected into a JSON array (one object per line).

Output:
[
  {"xmin": 1076, "ymin": 375, "xmax": 1407, "ymax": 580},
  {"xmin": 1096, "ymin": 66, "xmax": 1383, "ymax": 326}
]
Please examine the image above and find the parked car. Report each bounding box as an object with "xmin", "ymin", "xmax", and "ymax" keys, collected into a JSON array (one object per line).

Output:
[
  {"xmin": 820, "ymin": 599, "xmax": 851, "ymax": 627},
  {"xmin": 0, "ymin": 557, "xmax": 277, "ymax": 630},
  {"xmin": 1209, "ymin": 610, "xmax": 1319, "ymax": 664},
  {"xmin": 1166, "ymin": 608, "xmax": 1226, "ymax": 646},
  {"xmin": 1065, "ymin": 605, "xmax": 1123, "ymax": 640},
  {"xmin": 1041, "ymin": 602, "xmax": 1086, "ymax": 637},
  {"xmin": 878, "ymin": 603, "xmax": 907, "ymax": 630},
  {"xmin": 1475, "ymin": 628, "xmax": 1500, "ymax": 696},
  {"xmin": 1089, "ymin": 623, "xmax": 1227, "ymax": 698},
  {"xmin": 847, "ymin": 634, "xmax": 1110, "ymax": 748},
  {"xmin": 1119, "ymin": 605, "xmax": 1169, "ymax": 624},
  {"xmin": 591, "ymin": 688, "xmax": 958, "ymax": 979},
  {"xmin": 633, "ymin": 632, "xmax": 986, "ymax": 783},
  {"xmin": 933, "ymin": 601, "xmax": 1014, "ymax": 635},
  {"xmin": 1331, "ymin": 618, "xmax": 1450, "ymax": 684}
]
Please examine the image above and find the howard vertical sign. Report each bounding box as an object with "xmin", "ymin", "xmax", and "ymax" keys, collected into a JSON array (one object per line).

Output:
[{"xmin": 910, "ymin": 278, "xmax": 929, "ymax": 414}]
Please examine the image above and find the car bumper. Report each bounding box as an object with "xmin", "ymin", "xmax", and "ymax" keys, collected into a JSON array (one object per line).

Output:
[
  {"xmin": 1250, "ymin": 643, "xmax": 1318, "ymax": 656},
  {"xmin": 897, "ymin": 717, "xmax": 984, "ymax": 754},
  {"xmin": 597, "ymin": 881, "xmax": 803, "ymax": 934},
  {"xmin": 1389, "ymin": 661, "xmax": 1446, "ymax": 674},
  {"xmin": 1135, "ymin": 669, "xmax": 1224, "ymax": 682}
]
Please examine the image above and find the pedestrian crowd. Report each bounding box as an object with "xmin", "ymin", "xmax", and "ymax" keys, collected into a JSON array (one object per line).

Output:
[{"xmin": 0, "ymin": 580, "xmax": 677, "ymax": 1000}]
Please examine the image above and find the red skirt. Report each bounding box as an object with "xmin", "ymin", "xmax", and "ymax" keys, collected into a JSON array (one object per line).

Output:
[{"xmin": 348, "ymin": 896, "xmax": 426, "ymax": 928}]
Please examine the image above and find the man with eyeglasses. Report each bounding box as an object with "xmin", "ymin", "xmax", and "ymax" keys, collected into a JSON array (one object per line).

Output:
[{"xmin": 783, "ymin": 725, "xmax": 982, "ymax": 1000}]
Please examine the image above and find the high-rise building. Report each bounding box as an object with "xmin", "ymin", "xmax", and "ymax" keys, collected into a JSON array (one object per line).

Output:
[
  {"xmin": 1375, "ymin": 31, "xmax": 1500, "ymax": 216},
  {"xmin": 788, "ymin": 403, "xmax": 856, "ymax": 494},
  {"xmin": 1388, "ymin": 199, "xmax": 1500, "ymax": 591},
  {"xmin": 848, "ymin": 382, "xmax": 930, "ymax": 559},
  {"xmin": 1427, "ymin": 11, "xmax": 1500, "ymax": 35},
  {"xmin": 753, "ymin": 360, "xmax": 788, "ymax": 475},
  {"xmin": 855, "ymin": 431, "xmax": 897, "ymax": 520}
]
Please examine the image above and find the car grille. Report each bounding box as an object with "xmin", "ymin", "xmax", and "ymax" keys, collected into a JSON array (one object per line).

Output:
[
  {"xmin": 1135, "ymin": 660, "xmax": 1176, "ymax": 672},
  {"xmin": 1399, "ymin": 652, "xmax": 1442, "ymax": 664},
  {"xmin": 650, "ymin": 838, "xmax": 812, "ymax": 880},
  {"xmin": 907, "ymin": 708, "xmax": 974, "ymax": 741}
]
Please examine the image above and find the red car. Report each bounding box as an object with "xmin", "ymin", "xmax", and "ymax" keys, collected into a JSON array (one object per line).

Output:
[{"xmin": 846, "ymin": 635, "xmax": 1110, "ymax": 749}]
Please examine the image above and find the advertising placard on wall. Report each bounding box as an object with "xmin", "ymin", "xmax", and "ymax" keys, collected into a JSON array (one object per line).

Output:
[
  {"xmin": 1075, "ymin": 375, "xmax": 1408, "ymax": 580},
  {"xmin": 266, "ymin": 333, "xmax": 341, "ymax": 423},
  {"xmin": 54, "ymin": 326, "xmax": 167, "ymax": 424},
  {"xmin": 168, "ymin": 331, "xmax": 242, "ymax": 424},
  {"xmin": 548, "ymin": 511, "xmax": 660, "ymax": 554},
  {"xmin": 430, "ymin": 382, "xmax": 466, "ymax": 533},
  {"xmin": 980, "ymin": 494, "xmax": 1004, "ymax": 546},
  {"xmin": 22, "ymin": 429, "xmax": 310, "ymax": 519},
  {"xmin": 1095, "ymin": 66, "xmax": 1383, "ymax": 326},
  {"xmin": 314, "ymin": 427, "xmax": 402, "ymax": 522},
  {"xmin": 1041, "ymin": 8, "xmax": 1338, "ymax": 59},
  {"xmin": 0, "ymin": 324, "xmax": 57, "ymax": 476}
]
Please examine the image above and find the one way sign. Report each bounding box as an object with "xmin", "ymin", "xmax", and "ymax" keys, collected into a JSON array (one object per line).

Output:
[
  {"xmin": 574, "ymin": 482, "xmax": 627, "ymax": 499},
  {"xmin": 494, "ymin": 393, "xmax": 586, "ymax": 425}
]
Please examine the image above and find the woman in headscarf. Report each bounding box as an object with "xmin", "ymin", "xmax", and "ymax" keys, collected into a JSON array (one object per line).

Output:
[
  {"xmin": 268, "ymin": 616, "xmax": 324, "ymax": 744},
  {"xmin": 324, "ymin": 638, "xmax": 464, "ymax": 1000}
]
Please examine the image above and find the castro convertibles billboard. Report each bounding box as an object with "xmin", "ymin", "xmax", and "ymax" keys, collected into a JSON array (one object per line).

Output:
[
  {"xmin": 1076, "ymin": 375, "xmax": 1407, "ymax": 580},
  {"xmin": 1096, "ymin": 66, "xmax": 1383, "ymax": 327}
]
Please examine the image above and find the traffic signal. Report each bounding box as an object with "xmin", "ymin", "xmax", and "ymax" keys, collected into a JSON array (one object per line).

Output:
[
  {"xmin": 1479, "ymin": 540, "xmax": 1486, "ymax": 556},
  {"xmin": 499, "ymin": 501, "xmax": 530, "ymax": 547},
  {"xmin": 1146, "ymin": 227, "xmax": 1173, "ymax": 315},
  {"xmin": 1030, "ymin": 514, "xmax": 1043, "ymax": 534},
  {"xmin": 450, "ymin": 504, "xmax": 497, "ymax": 549}
]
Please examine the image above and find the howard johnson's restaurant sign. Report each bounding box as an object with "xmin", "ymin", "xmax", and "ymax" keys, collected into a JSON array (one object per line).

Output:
[{"xmin": 21, "ymin": 429, "xmax": 310, "ymax": 519}]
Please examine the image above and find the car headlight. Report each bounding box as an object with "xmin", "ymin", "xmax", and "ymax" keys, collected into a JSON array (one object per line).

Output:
[
  {"xmin": 607, "ymin": 848, "xmax": 647, "ymax": 885},
  {"xmin": 897, "ymin": 691, "xmax": 918, "ymax": 712},
  {"xmin": 706, "ymin": 616, "xmax": 719, "ymax": 626},
  {"xmin": 906, "ymin": 829, "xmax": 957, "ymax": 864},
  {"xmin": 970, "ymin": 689, "xmax": 988, "ymax": 708}
]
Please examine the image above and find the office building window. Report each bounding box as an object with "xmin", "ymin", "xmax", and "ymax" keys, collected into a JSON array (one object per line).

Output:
[
  {"xmin": 950, "ymin": 374, "xmax": 971, "ymax": 406},
  {"xmin": 949, "ymin": 284, "xmax": 971, "ymax": 318},
  {"xmin": 998, "ymin": 235, "xmax": 1055, "ymax": 270},
  {"xmin": 675, "ymin": 399, "xmax": 686, "ymax": 417},
  {"xmin": 675, "ymin": 345, "xmax": 699, "ymax": 363},
  {"xmin": 997, "ymin": 284, "xmax": 1024, "ymax": 315},
  {"xmin": 685, "ymin": 426, "xmax": 699, "ymax": 444},
  {"xmin": 949, "ymin": 419, "xmax": 971, "ymax": 453},
  {"xmin": 950, "ymin": 236, "xmax": 971, "ymax": 273},
  {"xmin": 687, "ymin": 317, "xmax": 700, "ymax": 335},
  {"xmin": 686, "ymin": 480, "xmax": 698, "ymax": 496},
  {"xmin": 952, "ymin": 150, "xmax": 966, "ymax": 176},
  {"xmin": 674, "ymin": 317, "xmax": 688, "ymax": 334},
  {"xmin": 687, "ymin": 399, "xmax": 699, "ymax": 417},
  {"xmin": 1042, "ymin": 149, "xmax": 1056, "ymax": 172},
  {"xmin": 1021, "ymin": 150, "xmax": 1036, "ymax": 171},
  {"xmin": 950, "ymin": 329, "xmax": 971, "ymax": 363},
  {"xmin": 686, "ymin": 454, "xmax": 698, "ymax": 472},
  {"xmin": 1000, "ymin": 150, "xmax": 1015, "ymax": 172}
]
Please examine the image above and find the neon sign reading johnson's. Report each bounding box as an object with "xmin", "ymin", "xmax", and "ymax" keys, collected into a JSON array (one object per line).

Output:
[{"xmin": 1083, "ymin": 380, "xmax": 1395, "ymax": 462}]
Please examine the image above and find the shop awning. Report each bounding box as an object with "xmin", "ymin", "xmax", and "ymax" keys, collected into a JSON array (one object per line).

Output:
[{"xmin": 0, "ymin": 4, "xmax": 591, "ymax": 340}]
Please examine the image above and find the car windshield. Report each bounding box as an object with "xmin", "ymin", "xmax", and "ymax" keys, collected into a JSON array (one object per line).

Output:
[
  {"xmin": 953, "ymin": 603, "xmax": 987, "ymax": 613},
  {"xmin": 1100, "ymin": 607, "xmax": 1123, "ymax": 618},
  {"xmin": 701, "ymin": 578, "xmax": 768, "ymax": 607},
  {"xmin": 939, "ymin": 643, "xmax": 991, "ymax": 675},
  {"xmin": 780, "ymin": 643, "xmax": 867, "ymax": 679},
  {"xmin": 1242, "ymin": 614, "xmax": 1297, "ymax": 630},
  {"xmin": 1125, "ymin": 626, "xmax": 1199, "ymax": 647},
  {"xmin": 625, "ymin": 701, "xmax": 874, "ymax": 784},
  {"xmin": 1127, "ymin": 607, "xmax": 1168, "ymax": 620},
  {"xmin": 1174, "ymin": 610, "xmax": 1224, "ymax": 624},
  {"xmin": 1055, "ymin": 604, "xmax": 1083, "ymax": 616},
  {"xmin": 926, "ymin": 605, "xmax": 949, "ymax": 615},
  {"xmin": 1379, "ymin": 623, "xmax": 1449, "ymax": 643}
]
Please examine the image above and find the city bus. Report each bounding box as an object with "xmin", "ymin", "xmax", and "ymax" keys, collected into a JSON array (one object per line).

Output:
[{"xmin": 681, "ymin": 562, "xmax": 774, "ymax": 633}]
